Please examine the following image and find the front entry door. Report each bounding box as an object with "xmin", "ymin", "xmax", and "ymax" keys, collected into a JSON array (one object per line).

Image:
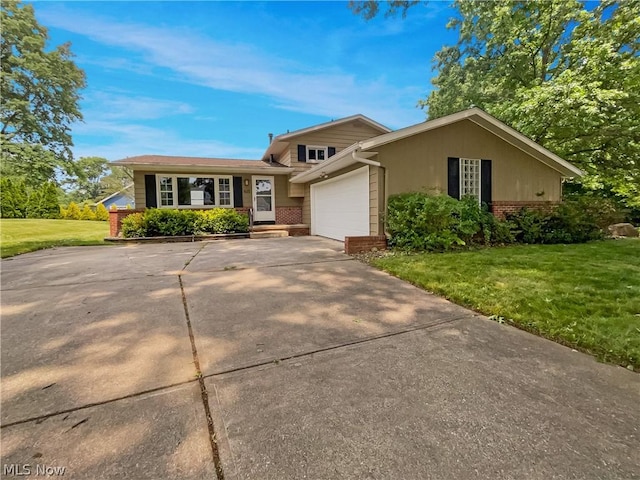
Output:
[{"xmin": 252, "ymin": 176, "xmax": 276, "ymax": 222}]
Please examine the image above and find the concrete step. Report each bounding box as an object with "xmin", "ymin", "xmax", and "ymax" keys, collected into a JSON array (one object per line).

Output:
[{"xmin": 250, "ymin": 230, "xmax": 289, "ymax": 239}]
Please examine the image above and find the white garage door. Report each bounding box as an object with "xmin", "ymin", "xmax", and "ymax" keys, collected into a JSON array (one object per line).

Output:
[{"xmin": 311, "ymin": 166, "xmax": 370, "ymax": 241}]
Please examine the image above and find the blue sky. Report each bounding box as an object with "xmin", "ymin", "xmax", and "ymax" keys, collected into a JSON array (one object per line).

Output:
[{"xmin": 34, "ymin": 1, "xmax": 458, "ymax": 162}]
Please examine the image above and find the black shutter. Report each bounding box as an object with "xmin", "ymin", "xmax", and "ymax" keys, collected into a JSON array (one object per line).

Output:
[
  {"xmin": 481, "ymin": 159, "xmax": 492, "ymax": 206},
  {"xmin": 447, "ymin": 157, "xmax": 460, "ymax": 200},
  {"xmin": 233, "ymin": 176, "xmax": 243, "ymax": 207},
  {"xmin": 328, "ymin": 146, "xmax": 336, "ymax": 157},
  {"xmin": 297, "ymin": 144, "xmax": 306, "ymax": 162},
  {"xmin": 144, "ymin": 174, "xmax": 157, "ymax": 208}
]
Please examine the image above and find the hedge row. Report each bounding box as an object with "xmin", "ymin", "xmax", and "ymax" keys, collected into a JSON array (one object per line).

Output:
[
  {"xmin": 387, "ymin": 193, "xmax": 606, "ymax": 252},
  {"xmin": 60, "ymin": 202, "xmax": 109, "ymax": 221},
  {"xmin": 121, "ymin": 208, "xmax": 249, "ymax": 238},
  {"xmin": 0, "ymin": 178, "xmax": 59, "ymax": 219}
]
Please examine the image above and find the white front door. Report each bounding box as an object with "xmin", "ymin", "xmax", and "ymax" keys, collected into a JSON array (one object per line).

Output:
[{"xmin": 252, "ymin": 176, "xmax": 276, "ymax": 222}]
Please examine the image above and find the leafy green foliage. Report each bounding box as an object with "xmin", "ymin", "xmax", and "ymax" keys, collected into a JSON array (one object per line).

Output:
[
  {"xmin": 0, "ymin": 177, "xmax": 28, "ymax": 218},
  {"xmin": 79, "ymin": 204, "xmax": 96, "ymax": 221},
  {"xmin": 387, "ymin": 193, "xmax": 613, "ymax": 251},
  {"xmin": 424, "ymin": 0, "xmax": 640, "ymax": 208},
  {"xmin": 348, "ymin": 0, "xmax": 421, "ymax": 20},
  {"xmin": 507, "ymin": 202, "xmax": 605, "ymax": 244},
  {"xmin": 94, "ymin": 203, "xmax": 109, "ymax": 221},
  {"xmin": 1, "ymin": 1, "xmax": 86, "ymax": 183},
  {"xmin": 120, "ymin": 209, "xmax": 250, "ymax": 238},
  {"xmin": 60, "ymin": 202, "xmax": 81, "ymax": 220},
  {"xmin": 120, "ymin": 213, "xmax": 146, "ymax": 238},
  {"xmin": 386, "ymin": 192, "xmax": 513, "ymax": 251},
  {"xmin": 25, "ymin": 182, "xmax": 59, "ymax": 219}
]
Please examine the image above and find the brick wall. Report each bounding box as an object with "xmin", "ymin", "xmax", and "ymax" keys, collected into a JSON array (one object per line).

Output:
[
  {"xmin": 109, "ymin": 209, "xmax": 144, "ymax": 237},
  {"xmin": 275, "ymin": 206, "xmax": 303, "ymax": 225},
  {"xmin": 344, "ymin": 235, "xmax": 387, "ymax": 255},
  {"xmin": 491, "ymin": 201, "xmax": 560, "ymax": 219}
]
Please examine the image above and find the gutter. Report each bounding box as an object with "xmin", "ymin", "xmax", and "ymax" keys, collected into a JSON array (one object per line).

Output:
[{"xmin": 351, "ymin": 149, "xmax": 380, "ymax": 167}]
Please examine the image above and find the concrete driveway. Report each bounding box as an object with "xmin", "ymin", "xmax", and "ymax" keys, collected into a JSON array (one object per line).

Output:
[{"xmin": 1, "ymin": 237, "xmax": 638, "ymax": 479}]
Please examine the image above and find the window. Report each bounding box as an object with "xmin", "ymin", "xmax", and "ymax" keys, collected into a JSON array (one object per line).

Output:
[
  {"xmin": 306, "ymin": 146, "xmax": 327, "ymax": 163},
  {"xmin": 460, "ymin": 158, "xmax": 481, "ymax": 203},
  {"xmin": 157, "ymin": 175, "xmax": 233, "ymax": 208}
]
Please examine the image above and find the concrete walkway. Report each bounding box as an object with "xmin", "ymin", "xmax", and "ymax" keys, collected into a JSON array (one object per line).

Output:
[{"xmin": 1, "ymin": 237, "xmax": 638, "ymax": 479}]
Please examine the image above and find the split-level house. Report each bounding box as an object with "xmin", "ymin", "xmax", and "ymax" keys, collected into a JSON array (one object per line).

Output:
[{"xmin": 112, "ymin": 108, "xmax": 583, "ymax": 244}]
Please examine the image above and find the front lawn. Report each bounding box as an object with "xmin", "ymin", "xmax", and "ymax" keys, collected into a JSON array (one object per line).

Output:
[
  {"xmin": 0, "ymin": 219, "xmax": 109, "ymax": 258},
  {"xmin": 372, "ymin": 239, "xmax": 640, "ymax": 370}
]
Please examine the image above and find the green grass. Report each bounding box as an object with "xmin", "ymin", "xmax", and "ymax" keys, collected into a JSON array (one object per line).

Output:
[
  {"xmin": 372, "ymin": 240, "xmax": 640, "ymax": 370},
  {"xmin": 0, "ymin": 219, "xmax": 110, "ymax": 258}
]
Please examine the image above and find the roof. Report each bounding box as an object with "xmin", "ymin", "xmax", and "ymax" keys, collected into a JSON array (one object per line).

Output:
[
  {"xmin": 262, "ymin": 114, "xmax": 391, "ymax": 161},
  {"xmin": 96, "ymin": 184, "xmax": 134, "ymax": 205},
  {"xmin": 112, "ymin": 155, "xmax": 293, "ymax": 174},
  {"xmin": 291, "ymin": 108, "xmax": 584, "ymax": 183}
]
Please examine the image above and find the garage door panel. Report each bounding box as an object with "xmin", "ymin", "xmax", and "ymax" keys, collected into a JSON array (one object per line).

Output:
[{"xmin": 311, "ymin": 167, "xmax": 370, "ymax": 241}]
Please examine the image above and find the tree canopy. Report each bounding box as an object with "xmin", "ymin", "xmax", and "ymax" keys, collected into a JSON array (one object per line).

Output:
[
  {"xmin": 1, "ymin": 0, "xmax": 86, "ymax": 184},
  {"xmin": 350, "ymin": 0, "xmax": 640, "ymax": 208}
]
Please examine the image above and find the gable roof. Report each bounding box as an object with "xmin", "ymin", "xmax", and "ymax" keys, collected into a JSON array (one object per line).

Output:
[
  {"xmin": 96, "ymin": 184, "xmax": 134, "ymax": 205},
  {"xmin": 112, "ymin": 155, "xmax": 293, "ymax": 174},
  {"xmin": 262, "ymin": 114, "xmax": 391, "ymax": 160},
  {"xmin": 291, "ymin": 108, "xmax": 583, "ymax": 183}
]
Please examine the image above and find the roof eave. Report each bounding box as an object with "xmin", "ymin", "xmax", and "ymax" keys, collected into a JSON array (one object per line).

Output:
[{"xmin": 115, "ymin": 162, "xmax": 294, "ymax": 174}]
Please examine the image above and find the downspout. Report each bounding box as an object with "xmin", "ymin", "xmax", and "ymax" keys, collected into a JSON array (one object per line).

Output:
[{"xmin": 351, "ymin": 148, "xmax": 388, "ymax": 237}]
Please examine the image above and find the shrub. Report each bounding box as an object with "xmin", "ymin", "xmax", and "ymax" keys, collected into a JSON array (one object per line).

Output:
[
  {"xmin": 386, "ymin": 192, "xmax": 509, "ymax": 251},
  {"xmin": 94, "ymin": 203, "xmax": 109, "ymax": 221},
  {"xmin": 0, "ymin": 178, "xmax": 28, "ymax": 218},
  {"xmin": 61, "ymin": 202, "xmax": 82, "ymax": 220},
  {"xmin": 79, "ymin": 204, "xmax": 96, "ymax": 221},
  {"xmin": 506, "ymin": 202, "xmax": 603, "ymax": 244},
  {"xmin": 194, "ymin": 208, "xmax": 250, "ymax": 234},
  {"xmin": 120, "ymin": 208, "xmax": 250, "ymax": 238},
  {"xmin": 120, "ymin": 212, "xmax": 146, "ymax": 238},
  {"xmin": 26, "ymin": 182, "xmax": 60, "ymax": 219}
]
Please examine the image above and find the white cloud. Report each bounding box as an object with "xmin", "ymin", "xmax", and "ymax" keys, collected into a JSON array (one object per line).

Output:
[
  {"xmin": 72, "ymin": 120, "xmax": 264, "ymax": 162},
  {"xmin": 38, "ymin": 7, "xmax": 426, "ymax": 128},
  {"xmin": 84, "ymin": 91, "xmax": 194, "ymax": 120}
]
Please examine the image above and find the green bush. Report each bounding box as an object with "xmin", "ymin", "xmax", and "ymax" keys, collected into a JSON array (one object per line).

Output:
[
  {"xmin": 79, "ymin": 204, "xmax": 96, "ymax": 221},
  {"xmin": 120, "ymin": 208, "xmax": 250, "ymax": 238},
  {"xmin": 0, "ymin": 178, "xmax": 28, "ymax": 218},
  {"xmin": 94, "ymin": 203, "xmax": 109, "ymax": 221},
  {"xmin": 386, "ymin": 192, "xmax": 509, "ymax": 251},
  {"xmin": 194, "ymin": 208, "xmax": 250, "ymax": 234},
  {"xmin": 120, "ymin": 212, "xmax": 146, "ymax": 238},
  {"xmin": 506, "ymin": 202, "xmax": 604, "ymax": 244},
  {"xmin": 26, "ymin": 182, "xmax": 60, "ymax": 219},
  {"xmin": 61, "ymin": 202, "xmax": 82, "ymax": 220}
]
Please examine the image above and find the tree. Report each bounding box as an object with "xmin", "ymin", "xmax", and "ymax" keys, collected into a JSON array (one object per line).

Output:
[
  {"xmin": 1, "ymin": 1, "xmax": 86, "ymax": 184},
  {"xmin": 26, "ymin": 181, "xmax": 60, "ymax": 219},
  {"xmin": 423, "ymin": 0, "xmax": 640, "ymax": 207},
  {"xmin": 66, "ymin": 156, "xmax": 109, "ymax": 201},
  {"xmin": 0, "ymin": 177, "xmax": 28, "ymax": 218},
  {"xmin": 348, "ymin": 1, "xmax": 422, "ymax": 20},
  {"xmin": 94, "ymin": 203, "xmax": 109, "ymax": 221}
]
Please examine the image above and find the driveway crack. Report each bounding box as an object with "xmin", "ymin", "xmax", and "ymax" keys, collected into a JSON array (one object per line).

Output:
[
  {"xmin": 182, "ymin": 242, "xmax": 208, "ymax": 271},
  {"xmin": 178, "ymin": 274, "xmax": 225, "ymax": 480}
]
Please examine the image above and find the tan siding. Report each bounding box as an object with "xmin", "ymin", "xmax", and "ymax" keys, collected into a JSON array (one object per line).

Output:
[
  {"xmin": 302, "ymin": 183, "xmax": 311, "ymax": 224},
  {"xmin": 289, "ymin": 120, "xmax": 383, "ymax": 164},
  {"xmin": 279, "ymin": 149, "xmax": 292, "ymax": 167},
  {"xmin": 274, "ymin": 175, "xmax": 303, "ymax": 207},
  {"xmin": 369, "ymin": 167, "xmax": 379, "ymax": 235},
  {"xmin": 376, "ymin": 119, "xmax": 562, "ymax": 202},
  {"xmin": 288, "ymin": 177, "xmax": 305, "ymax": 197},
  {"xmin": 133, "ymin": 171, "xmax": 148, "ymax": 208}
]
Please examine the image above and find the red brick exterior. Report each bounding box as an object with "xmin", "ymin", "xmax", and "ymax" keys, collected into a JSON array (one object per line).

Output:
[
  {"xmin": 275, "ymin": 206, "xmax": 303, "ymax": 225},
  {"xmin": 491, "ymin": 201, "xmax": 560, "ymax": 219},
  {"xmin": 344, "ymin": 235, "xmax": 388, "ymax": 255},
  {"xmin": 109, "ymin": 209, "xmax": 144, "ymax": 237}
]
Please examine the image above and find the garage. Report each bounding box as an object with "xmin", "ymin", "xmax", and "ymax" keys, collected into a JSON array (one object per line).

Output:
[{"xmin": 310, "ymin": 166, "xmax": 370, "ymax": 241}]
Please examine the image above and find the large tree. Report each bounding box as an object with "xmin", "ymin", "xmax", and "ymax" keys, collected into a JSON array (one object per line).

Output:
[
  {"xmin": 423, "ymin": 0, "xmax": 640, "ymax": 206},
  {"xmin": 1, "ymin": 1, "xmax": 86, "ymax": 184},
  {"xmin": 350, "ymin": 0, "xmax": 640, "ymax": 207}
]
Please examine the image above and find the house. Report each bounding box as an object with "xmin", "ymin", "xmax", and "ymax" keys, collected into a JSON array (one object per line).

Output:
[
  {"xmin": 96, "ymin": 184, "xmax": 134, "ymax": 210},
  {"xmin": 111, "ymin": 108, "xmax": 583, "ymax": 249}
]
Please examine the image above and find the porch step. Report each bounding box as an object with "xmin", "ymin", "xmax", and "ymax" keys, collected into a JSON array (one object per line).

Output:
[{"xmin": 250, "ymin": 230, "xmax": 289, "ymax": 239}]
